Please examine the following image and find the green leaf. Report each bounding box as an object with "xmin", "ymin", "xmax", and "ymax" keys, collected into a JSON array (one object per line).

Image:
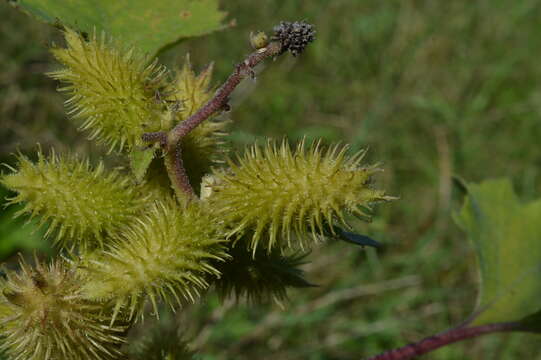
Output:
[
  {"xmin": 455, "ymin": 178, "xmax": 541, "ymax": 329},
  {"xmin": 10, "ymin": 0, "xmax": 229, "ymax": 56},
  {"xmin": 0, "ymin": 187, "xmax": 48, "ymax": 259},
  {"xmin": 130, "ymin": 148, "xmax": 155, "ymax": 183}
]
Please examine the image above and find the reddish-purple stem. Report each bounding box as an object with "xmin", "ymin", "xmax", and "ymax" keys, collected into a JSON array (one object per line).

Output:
[
  {"xmin": 163, "ymin": 144, "xmax": 196, "ymax": 200},
  {"xmin": 166, "ymin": 41, "xmax": 282, "ymax": 148},
  {"xmin": 143, "ymin": 41, "xmax": 283, "ymax": 199},
  {"xmin": 365, "ymin": 322, "xmax": 523, "ymax": 360}
]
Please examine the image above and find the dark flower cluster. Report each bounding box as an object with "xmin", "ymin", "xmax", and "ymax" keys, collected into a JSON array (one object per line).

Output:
[{"xmin": 272, "ymin": 21, "xmax": 316, "ymax": 57}]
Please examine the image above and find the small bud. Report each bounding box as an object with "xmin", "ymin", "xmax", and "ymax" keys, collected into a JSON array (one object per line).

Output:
[
  {"xmin": 200, "ymin": 174, "xmax": 219, "ymax": 200},
  {"xmin": 249, "ymin": 31, "xmax": 269, "ymax": 50}
]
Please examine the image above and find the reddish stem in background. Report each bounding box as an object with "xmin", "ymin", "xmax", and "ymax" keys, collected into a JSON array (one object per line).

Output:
[{"xmin": 365, "ymin": 322, "xmax": 523, "ymax": 360}]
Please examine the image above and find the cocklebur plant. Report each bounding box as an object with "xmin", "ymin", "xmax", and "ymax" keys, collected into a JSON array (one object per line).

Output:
[{"xmin": 0, "ymin": 21, "xmax": 392, "ymax": 359}]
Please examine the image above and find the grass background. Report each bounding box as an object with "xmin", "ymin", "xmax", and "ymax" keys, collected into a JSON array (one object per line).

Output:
[{"xmin": 1, "ymin": 0, "xmax": 541, "ymax": 358}]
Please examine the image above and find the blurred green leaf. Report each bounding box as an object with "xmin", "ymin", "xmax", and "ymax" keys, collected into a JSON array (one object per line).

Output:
[
  {"xmin": 130, "ymin": 148, "xmax": 155, "ymax": 183},
  {"xmin": 0, "ymin": 187, "xmax": 46, "ymax": 259},
  {"xmin": 9, "ymin": 0, "xmax": 229, "ymax": 56},
  {"xmin": 455, "ymin": 179, "xmax": 541, "ymax": 329}
]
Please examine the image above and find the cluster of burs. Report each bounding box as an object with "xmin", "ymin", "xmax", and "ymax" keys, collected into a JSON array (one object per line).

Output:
[{"xmin": 0, "ymin": 22, "xmax": 390, "ymax": 359}]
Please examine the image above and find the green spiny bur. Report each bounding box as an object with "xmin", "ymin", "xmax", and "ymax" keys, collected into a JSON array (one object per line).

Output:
[
  {"xmin": 214, "ymin": 242, "xmax": 313, "ymax": 305},
  {"xmin": 1, "ymin": 150, "xmax": 144, "ymax": 250},
  {"xmin": 0, "ymin": 258, "xmax": 126, "ymax": 360},
  {"xmin": 80, "ymin": 199, "xmax": 228, "ymax": 320},
  {"xmin": 129, "ymin": 315, "xmax": 195, "ymax": 360},
  {"xmin": 49, "ymin": 28, "xmax": 168, "ymax": 152},
  {"xmin": 173, "ymin": 55, "xmax": 215, "ymax": 118},
  {"xmin": 209, "ymin": 140, "xmax": 393, "ymax": 254}
]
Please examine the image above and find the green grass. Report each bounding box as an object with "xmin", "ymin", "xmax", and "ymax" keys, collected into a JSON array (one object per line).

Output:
[{"xmin": 1, "ymin": 0, "xmax": 541, "ymax": 358}]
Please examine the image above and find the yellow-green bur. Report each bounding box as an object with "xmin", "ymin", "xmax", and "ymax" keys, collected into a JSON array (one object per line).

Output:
[
  {"xmin": 209, "ymin": 140, "xmax": 393, "ymax": 254},
  {"xmin": 80, "ymin": 199, "xmax": 228, "ymax": 321},
  {"xmin": 0, "ymin": 258, "xmax": 126, "ymax": 360},
  {"xmin": 49, "ymin": 28, "xmax": 167, "ymax": 153},
  {"xmin": 1, "ymin": 151, "xmax": 144, "ymax": 250}
]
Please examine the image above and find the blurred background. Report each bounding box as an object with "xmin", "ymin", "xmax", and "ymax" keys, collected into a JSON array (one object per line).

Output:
[{"xmin": 1, "ymin": 0, "xmax": 541, "ymax": 359}]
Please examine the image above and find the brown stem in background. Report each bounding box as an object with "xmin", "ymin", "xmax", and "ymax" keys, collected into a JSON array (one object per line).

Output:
[{"xmin": 365, "ymin": 322, "xmax": 524, "ymax": 360}]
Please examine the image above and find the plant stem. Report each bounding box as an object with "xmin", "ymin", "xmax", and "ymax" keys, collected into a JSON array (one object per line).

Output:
[
  {"xmin": 167, "ymin": 41, "xmax": 283, "ymax": 149},
  {"xmin": 142, "ymin": 41, "xmax": 283, "ymax": 199},
  {"xmin": 365, "ymin": 322, "xmax": 523, "ymax": 360},
  {"xmin": 163, "ymin": 143, "xmax": 196, "ymax": 200}
]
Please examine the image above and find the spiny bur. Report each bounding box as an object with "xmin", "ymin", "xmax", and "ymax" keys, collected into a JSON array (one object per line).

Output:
[
  {"xmin": 0, "ymin": 257, "xmax": 126, "ymax": 360},
  {"xmin": 209, "ymin": 140, "xmax": 393, "ymax": 254},
  {"xmin": 129, "ymin": 315, "xmax": 195, "ymax": 360},
  {"xmin": 80, "ymin": 199, "xmax": 228, "ymax": 321},
  {"xmin": 49, "ymin": 28, "xmax": 168, "ymax": 152},
  {"xmin": 0, "ymin": 150, "xmax": 145, "ymax": 250},
  {"xmin": 213, "ymin": 243, "xmax": 313, "ymax": 305}
]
